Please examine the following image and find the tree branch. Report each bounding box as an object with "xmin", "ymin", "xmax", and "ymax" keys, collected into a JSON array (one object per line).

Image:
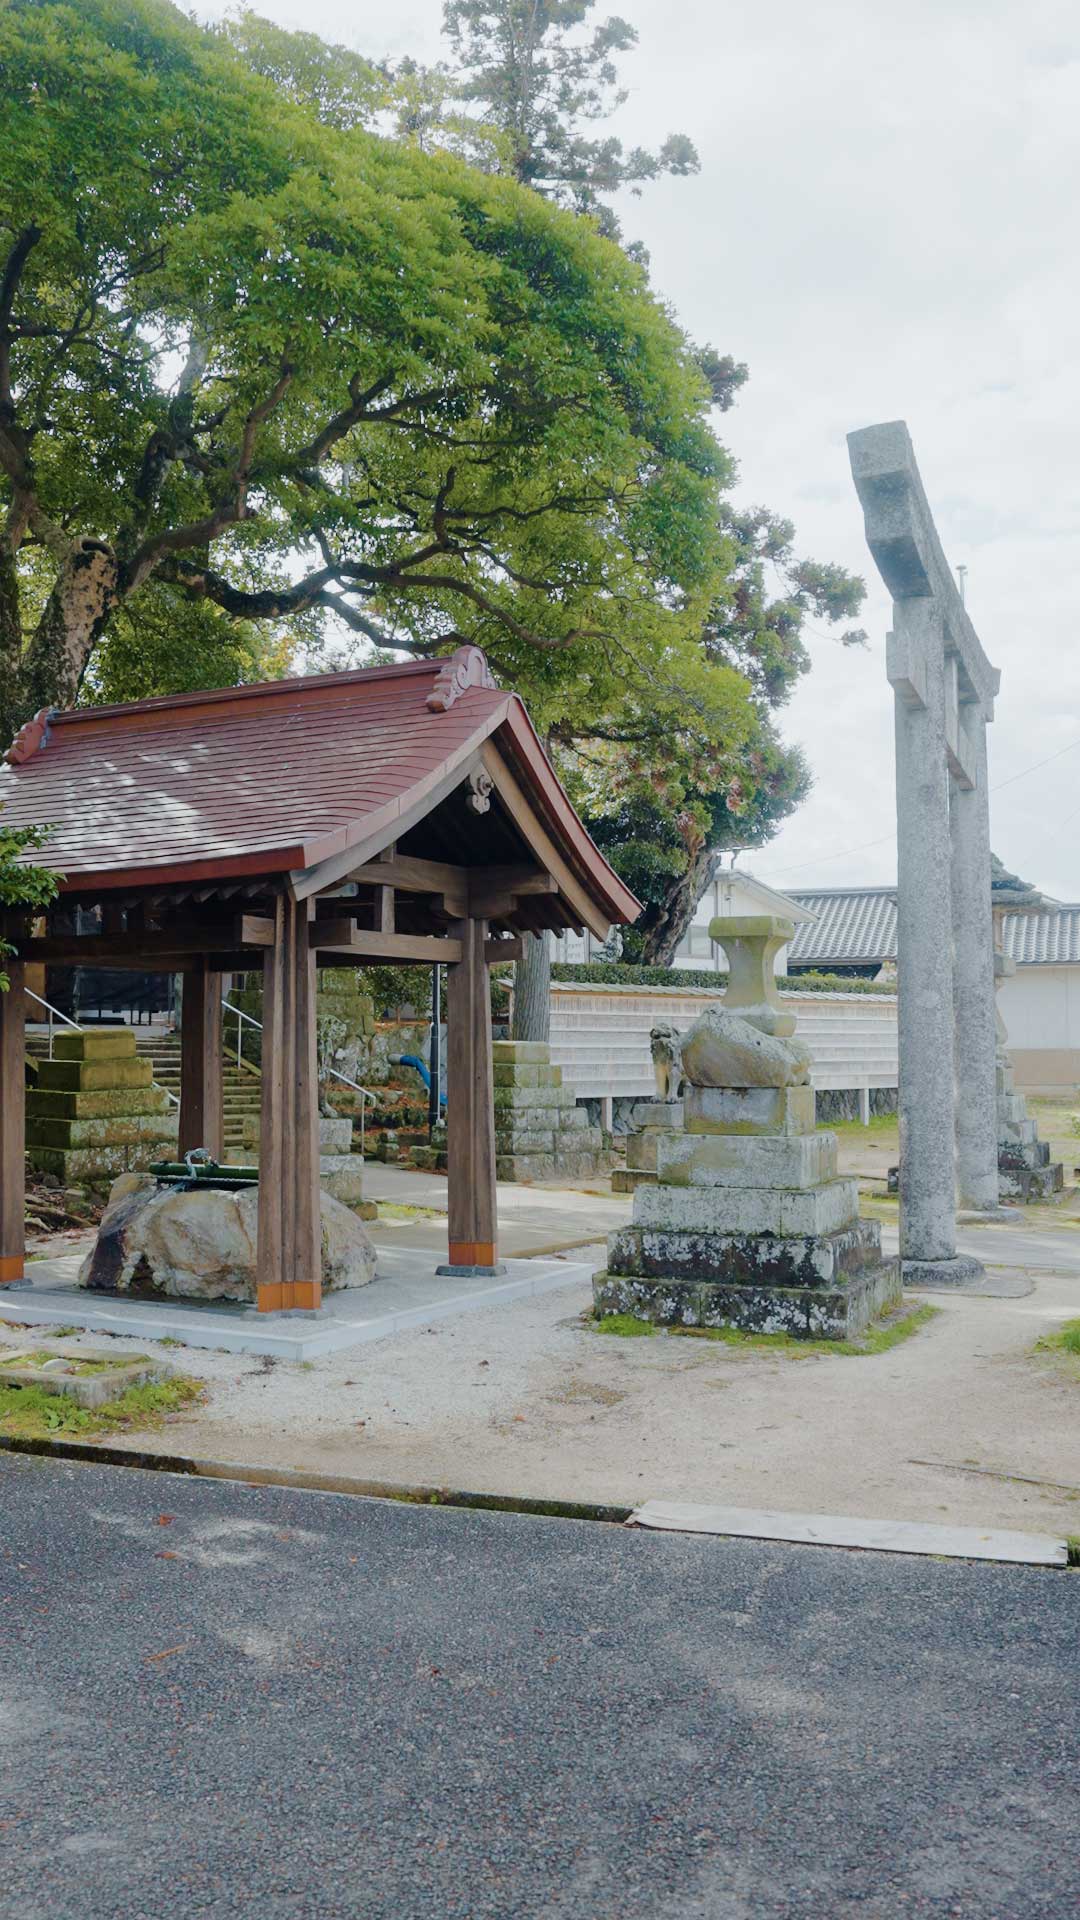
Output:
[{"xmin": 124, "ymin": 364, "xmax": 294, "ymax": 588}]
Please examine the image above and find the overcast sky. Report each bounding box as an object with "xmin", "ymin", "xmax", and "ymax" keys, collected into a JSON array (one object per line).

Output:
[{"xmin": 201, "ymin": 0, "xmax": 1080, "ymax": 900}]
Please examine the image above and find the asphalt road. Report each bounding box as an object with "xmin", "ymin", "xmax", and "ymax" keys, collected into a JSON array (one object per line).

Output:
[{"xmin": 1, "ymin": 1454, "xmax": 1078, "ymax": 1920}]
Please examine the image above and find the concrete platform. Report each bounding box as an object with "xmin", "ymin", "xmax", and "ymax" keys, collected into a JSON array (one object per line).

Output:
[{"xmin": 0, "ymin": 1245, "xmax": 596, "ymax": 1361}]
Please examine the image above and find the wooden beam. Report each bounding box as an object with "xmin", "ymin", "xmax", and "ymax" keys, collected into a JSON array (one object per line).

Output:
[
  {"xmin": 179, "ymin": 961, "xmax": 224, "ymax": 1160},
  {"xmin": 0, "ymin": 956, "xmax": 26, "ymax": 1288},
  {"xmin": 443, "ymin": 918, "xmax": 500, "ymax": 1274},
  {"xmin": 480, "ymin": 743, "xmax": 612, "ymax": 940},
  {"xmin": 486, "ymin": 937, "xmax": 523, "ymax": 965},
  {"xmin": 348, "ymin": 855, "xmax": 469, "ymax": 919},
  {"xmin": 18, "ymin": 916, "xmax": 275, "ymax": 964},
  {"xmin": 310, "ymin": 925, "xmax": 463, "ymax": 964}
]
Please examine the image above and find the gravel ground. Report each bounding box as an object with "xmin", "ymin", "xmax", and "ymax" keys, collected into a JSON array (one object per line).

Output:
[
  {"xmin": 5, "ymin": 1238, "xmax": 1078, "ymax": 1537},
  {"xmin": 2, "ymin": 1452, "xmax": 1078, "ymax": 1920}
]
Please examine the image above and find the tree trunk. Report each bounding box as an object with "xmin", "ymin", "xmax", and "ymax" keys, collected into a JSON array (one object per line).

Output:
[
  {"xmin": 15, "ymin": 538, "xmax": 118, "ymax": 725},
  {"xmin": 637, "ymin": 847, "xmax": 722, "ymax": 966},
  {"xmin": 511, "ymin": 930, "xmax": 550, "ymax": 1043},
  {"xmin": 0, "ymin": 543, "xmax": 22, "ymax": 749}
]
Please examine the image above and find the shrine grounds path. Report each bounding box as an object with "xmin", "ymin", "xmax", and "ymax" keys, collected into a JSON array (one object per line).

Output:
[{"xmin": 3, "ymin": 1452, "xmax": 1078, "ymax": 1920}]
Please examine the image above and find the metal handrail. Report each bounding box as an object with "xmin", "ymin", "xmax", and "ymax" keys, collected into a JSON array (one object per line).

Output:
[
  {"xmin": 24, "ymin": 989, "xmax": 180, "ymax": 1108},
  {"xmin": 221, "ymin": 996, "xmax": 378, "ymax": 1157}
]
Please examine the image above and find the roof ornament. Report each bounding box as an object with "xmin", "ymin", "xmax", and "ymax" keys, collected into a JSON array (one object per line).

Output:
[
  {"xmin": 466, "ymin": 767, "xmax": 494, "ymax": 815},
  {"xmin": 3, "ymin": 707, "xmax": 57, "ymax": 767},
  {"xmin": 426, "ymin": 644, "xmax": 498, "ymax": 714}
]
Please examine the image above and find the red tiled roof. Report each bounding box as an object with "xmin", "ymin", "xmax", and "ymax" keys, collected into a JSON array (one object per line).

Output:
[{"xmin": 0, "ymin": 653, "xmax": 639, "ymax": 927}]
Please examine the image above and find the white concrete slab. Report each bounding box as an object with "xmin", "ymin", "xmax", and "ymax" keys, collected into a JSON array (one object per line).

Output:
[
  {"xmin": 0, "ymin": 1248, "xmax": 594, "ymax": 1361},
  {"xmin": 629, "ymin": 1500, "xmax": 1068, "ymax": 1567}
]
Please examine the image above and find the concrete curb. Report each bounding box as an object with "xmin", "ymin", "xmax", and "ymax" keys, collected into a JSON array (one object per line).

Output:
[{"xmin": 1, "ymin": 1434, "xmax": 1075, "ymax": 1566}]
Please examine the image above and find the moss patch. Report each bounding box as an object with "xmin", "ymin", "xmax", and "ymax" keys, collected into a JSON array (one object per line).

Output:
[
  {"xmin": 592, "ymin": 1301, "xmax": 938, "ymax": 1357},
  {"xmin": 595, "ymin": 1312, "xmax": 657, "ymax": 1338},
  {"xmin": 0, "ymin": 1375, "xmax": 203, "ymax": 1440}
]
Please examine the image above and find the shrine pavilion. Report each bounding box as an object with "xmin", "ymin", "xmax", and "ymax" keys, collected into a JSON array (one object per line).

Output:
[{"xmin": 0, "ymin": 647, "xmax": 638, "ymax": 1313}]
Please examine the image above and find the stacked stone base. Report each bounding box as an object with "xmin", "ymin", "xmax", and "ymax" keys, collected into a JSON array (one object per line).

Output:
[
  {"xmin": 26, "ymin": 1029, "xmax": 177, "ymax": 1184},
  {"xmin": 493, "ymin": 1040, "xmax": 612, "ymax": 1181},
  {"xmin": 611, "ymin": 1100, "xmax": 682, "ymax": 1193},
  {"xmin": 243, "ymin": 1114, "xmax": 376, "ymax": 1219},
  {"xmin": 997, "ymin": 1067, "xmax": 1064, "ymax": 1201},
  {"xmin": 595, "ymin": 1261, "xmax": 900, "ymax": 1341},
  {"xmin": 596, "ymin": 1081, "xmax": 901, "ymax": 1342}
]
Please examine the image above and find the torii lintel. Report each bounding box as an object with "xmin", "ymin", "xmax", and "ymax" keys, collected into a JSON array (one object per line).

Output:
[{"xmin": 847, "ymin": 420, "xmax": 1000, "ymax": 722}]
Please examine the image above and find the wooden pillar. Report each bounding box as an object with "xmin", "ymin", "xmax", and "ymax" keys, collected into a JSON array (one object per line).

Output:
[
  {"xmin": 178, "ymin": 960, "xmax": 223, "ymax": 1159},
  {"xmin": 440, "ymin": 916, "xmax": 502, "ymax": 1275},
  {"xmin": 0, "ymin": 957, "xmax": 27, "ymax": 1288},
  {"xmin": 256, "ymin": 896, "xmax": 321, "ymax": 1313}
]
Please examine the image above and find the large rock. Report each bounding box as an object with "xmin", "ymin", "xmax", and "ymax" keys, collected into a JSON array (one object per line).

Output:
[
  {"xmin": 79, "ymin": 1174, "xmax": 377, "ymax": 1303},
  {"xmin": 679, "ymin": 1009, "xmax": 811, "ymax": 1090}
]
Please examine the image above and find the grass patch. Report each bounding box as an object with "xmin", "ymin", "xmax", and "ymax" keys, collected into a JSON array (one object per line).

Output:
[
  {"xmin": 593, "ymin": 1301, "xmax": 938, "ymax": 1357},
  {"xmin": 0, "ymin": 1375, "xmax": 203, "ymax": 1441},
  {"xmin": 825, "ymin": 1114, "xmax": 899, "ymax": 1140},
  {"xmin": 594, "ymin": 1313, "xmax": 656, "ymax": 1338},
  {"xmin": 1037, "ymin": 1320, "xmax": 1080, "ymax": 1357}
]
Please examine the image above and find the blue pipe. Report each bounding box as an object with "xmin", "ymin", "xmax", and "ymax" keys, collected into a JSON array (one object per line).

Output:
[{"xmin": 394, "ymin": 1053, "xmax": 447, "ymax": 1107}]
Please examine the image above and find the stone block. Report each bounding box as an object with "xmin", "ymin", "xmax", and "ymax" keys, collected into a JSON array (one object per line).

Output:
[
  {"xmin": 319, "ymin": 1153, "xmax": 367, "ymax": 1207},
  {"xmin": 497, "ymin": 1152, "xmax": 557, "ymax": 1181},
  {"xmin": 655, "ymin": 1129, "xmax": 838, "ymax": 1191},
  {"xmin": 26, "ymin": 1087, "xmax": 172, "ymax": 1122},
  {"xmin": 30, "ymin": 1134, "xmax": 179, "ymax": 1183},
  {"xmin": 998, "ymin": 1115, "xmax": 1037, "ymax": 1148},
  {"xmin": 637, "ymin": 1101, "xmax": 685, "ymax": 1132},
  {"xmin": 995, "ymin": 1063, "xmax": 1014, "ymax": 1095},
  {"xmin": 607, "ymin": 1215, "xmax": 885, "ymax": 1289},
  {"xmin": 493, "ymin": 1085, "xmax": 564, "ymax": 1110},
  {"xmin": 492, "ymin": 1040, "xmax": 549, "ymax": 1064},
  {"xmin": 592, "ymin": 1258, "xmax": 902, "ymax": 1340},
  {"xmin": 36, "ymin": 1058, "xmax": 154, "ymax": 1094},
  {"xmin": 611, "ymin": 1168, "xmax": 654, "ymax": 1194},
  {"xmin": 684, "ymin": 1085, "xmax": 815, "ymax": 1137},
  {"xmin": 493, "ymin": 1063, "xmax": 539, "ymax": 1087},
  {"xmin": 633, "ymin": 1177, "xmax": 859, "ymax": 1239},
  {"xmin": 494, "ymin": 1128, "xmax": 558, "ymax": 1154},
  {"xmin": 52, "ymin": 1029, "xmax": 138, "ymax": 1063},
  {"xmin": 25, "ymin": 1113, "xmax": 181, "ymax": 1151}
]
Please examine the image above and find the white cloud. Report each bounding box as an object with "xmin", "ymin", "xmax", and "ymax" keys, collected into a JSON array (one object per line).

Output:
[{"xmin": 197, "ymin": 0, "xmax": 1080, "ymax": 898}]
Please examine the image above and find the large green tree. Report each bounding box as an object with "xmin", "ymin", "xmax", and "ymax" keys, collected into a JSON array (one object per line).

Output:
[
  {"xmin": 0, "ymin": 0, "xmax": 739, "ymax": 759},
  {"xmin": 441, "ymin": 0, "xmax": 698, "ymax": 248},
  {"xmin": 576, "ymin": 506, "xmax": 866, "ymax": 962}
]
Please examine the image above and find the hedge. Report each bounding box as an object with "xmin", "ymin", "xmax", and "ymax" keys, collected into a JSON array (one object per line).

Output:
[{"xmin": 549, "ymin": 963, "xmax": 895, "ymax": 996}]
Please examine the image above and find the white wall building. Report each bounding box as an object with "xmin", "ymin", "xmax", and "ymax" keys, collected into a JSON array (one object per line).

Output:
[{"xmin": 551, "ymin": 868, "xmax": 816, "ymax": 973}]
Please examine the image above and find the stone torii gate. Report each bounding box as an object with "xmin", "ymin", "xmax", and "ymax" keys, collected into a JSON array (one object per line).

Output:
[{"xmin": 849, "ymin": 421, "xmax": 1001, "ymax": 1284}]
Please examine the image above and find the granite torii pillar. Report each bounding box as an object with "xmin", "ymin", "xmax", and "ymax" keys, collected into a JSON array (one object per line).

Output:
[{"xmin": 849, "ymin": 422, "xmax": 1001, "ymax": 1284}]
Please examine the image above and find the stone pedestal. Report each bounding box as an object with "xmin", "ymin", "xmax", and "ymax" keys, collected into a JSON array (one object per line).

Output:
[
  {"xmin": 491, "ymin": 1041, "xmax": 611, "ymax": 1183},
  {"xmin": 994, "ymin": 953, "xmax": 1063, "ymax": 1201},
  {"xmin": 612, "ymin": 1101, "xmax": 683, "ymax": 1193},
  {"xmin": 26, "ymin": 1029, "xmax": 177, "ymax": 1185},
  {"xmin": 594, "ymin": 918, "xmax": 901, "ymax": 1340}
]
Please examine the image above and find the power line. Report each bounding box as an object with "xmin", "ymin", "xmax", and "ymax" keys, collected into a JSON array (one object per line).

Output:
[{"xmin": 755, "ymin": 736, "xmax": 1080, "ymax": 884}]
